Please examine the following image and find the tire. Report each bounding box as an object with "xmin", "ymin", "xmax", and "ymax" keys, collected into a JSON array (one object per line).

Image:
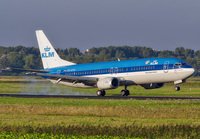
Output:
[
  {"xmin": 121, "ymin": 90, "xmax": 126, "ymax": 96},
  {"xmin": 96, "ymin": 90, "xmax": 106, "ymax": 96},
  {"xmin": 175, "ymin": 86, "xmax": 180, "ymax": 91},
  {"xmin": 101, "ymin": 90, "xmax": 106, "ymax": 96},
  {"xmin": 125, "ymin": 90, "xmax": 130, "ymax": 96},
  {"xmin": 96, "ymin": 90, "xmax": 102, "ymax": 96}
]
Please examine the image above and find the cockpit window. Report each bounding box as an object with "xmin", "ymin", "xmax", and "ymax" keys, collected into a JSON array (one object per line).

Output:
[
  {"xmin": 174, "ymin": 63, "xmax": 181, "ymax": 67},
  {"xmin": 174, "ymin": 62, "xmax": 187, "ymax": 67},
  {"xmin": 182, "ymin": 63, "xmax": 187, "ymax": 66}
]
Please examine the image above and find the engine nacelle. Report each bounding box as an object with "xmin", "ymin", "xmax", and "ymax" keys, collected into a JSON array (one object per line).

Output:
[
  {"xmin": 97, "ymin": 77, "xmax": 119, "ymax": 90},
  {"xmin": 141, "ymin": 83, "xmax": 164, "ymax": 89}
]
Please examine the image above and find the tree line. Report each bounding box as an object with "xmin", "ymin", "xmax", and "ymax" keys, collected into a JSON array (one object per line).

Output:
[{"xmin": 0, "ymin": 45, "xmax": 199, "ymax": 76}]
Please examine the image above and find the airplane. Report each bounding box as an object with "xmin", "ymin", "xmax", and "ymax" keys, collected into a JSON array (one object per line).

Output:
[{"xmin": 7, "ymin": 30, "xmax": 196, "ymax": 96}]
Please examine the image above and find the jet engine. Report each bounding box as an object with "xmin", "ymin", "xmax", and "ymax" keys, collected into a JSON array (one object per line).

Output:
[
  {"xmin": 97, "ymin": 77, "xmax": 119, "ymax": 90},
  {"xmin": 141, "ymin": 83, "xmax": 164, "ymax": 89}
]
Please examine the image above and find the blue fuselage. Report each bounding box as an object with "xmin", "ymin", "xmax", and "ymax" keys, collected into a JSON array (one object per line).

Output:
[{"xmin": 44, "ymin": 57, "xmax": 194, "ymax": 77}]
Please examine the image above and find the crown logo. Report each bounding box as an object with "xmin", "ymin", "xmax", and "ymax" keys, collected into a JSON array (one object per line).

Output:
[
  {"xmin": 145, "ymin": 60, "xmax": 150, "ymax": 65},
  {"xmin": 44, "ymin": 46, "xmax": 51, "ymax": 52}
]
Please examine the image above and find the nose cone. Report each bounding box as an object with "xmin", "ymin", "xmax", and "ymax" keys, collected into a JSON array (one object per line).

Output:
[
  {"xmin": 181, "ymin": 66, "xmax": 196, "ymax": 80},
  {"xmin": 188, "ymin": 67, "xmax": 196, "ymax": 76},
  {"xmin": 192, "ymin": 68, "xmax": 196, "ymax": 75}
]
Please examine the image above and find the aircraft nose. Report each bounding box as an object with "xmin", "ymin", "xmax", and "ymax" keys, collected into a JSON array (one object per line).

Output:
[
  {"xmin": 190, "ymin": 67, "xmax": 196, "ymax": 76},
  {"xmin": 193, "ymin": 68, "xmax": 196, "ymax": 74}
]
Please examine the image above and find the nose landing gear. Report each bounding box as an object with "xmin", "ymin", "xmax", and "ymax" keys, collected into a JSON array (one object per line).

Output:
[{"xmin": 175, "ymin": 86, "xmax": 180, "ymax": 91}]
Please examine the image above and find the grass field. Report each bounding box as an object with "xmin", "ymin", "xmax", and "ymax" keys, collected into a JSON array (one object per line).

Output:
[
  {"xmin": 0, "ymin": 76, "xmax": 199, "ymax": 138},
  {"xmin": 0, "ymin": 97, "xmax": 200, "ymax": 138},
  {"xmin": 0, "ymin": 76, "xmax": 199, "ymax": 97}
]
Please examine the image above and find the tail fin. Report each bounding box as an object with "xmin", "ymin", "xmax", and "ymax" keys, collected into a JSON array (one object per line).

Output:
[{"xmin": 36, "ymin": 30, "xmax": 75, "ymax": 69}]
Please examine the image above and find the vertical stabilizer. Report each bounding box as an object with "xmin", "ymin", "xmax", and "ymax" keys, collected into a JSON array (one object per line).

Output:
[{"xmin": 36, "ymin": 30, "xmax": 75, "ymax": 69}]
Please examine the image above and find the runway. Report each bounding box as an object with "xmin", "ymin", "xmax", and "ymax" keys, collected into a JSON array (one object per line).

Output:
[{"xmin": 0, "ymin": 93, "xmax": 199, "ymax": 100}]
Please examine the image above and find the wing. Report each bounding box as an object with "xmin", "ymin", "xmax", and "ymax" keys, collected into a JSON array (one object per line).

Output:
[
  {"xmin": 37, "ymin": 73, "xmax": 98, "ymax": 86},
  {"xmin": 1, "ymin": 68, "xmax": 49, "ymax": 74},
  {"xmin": 1, "ymin": 67, "xmax": 127, "ymax": 87}
]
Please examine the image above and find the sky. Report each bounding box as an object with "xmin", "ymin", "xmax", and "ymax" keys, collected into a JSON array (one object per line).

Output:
[{"xmin": 0, "ymin": 0, "xmax": 200, "ymax": 52}]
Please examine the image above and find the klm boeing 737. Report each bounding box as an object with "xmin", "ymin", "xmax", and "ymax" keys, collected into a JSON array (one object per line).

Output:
[{"xmin": 10, "ymin": 30, "xmax": 196, "ymax": 96}]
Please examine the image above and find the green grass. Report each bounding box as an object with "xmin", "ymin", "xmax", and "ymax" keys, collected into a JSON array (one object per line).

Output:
[
  {"xmin": 188, "ymin": 77, "xmax": 200, "ymax": 81},
  {"xmin": 0, "ymin": 98, "xmax": 199, "ymax": 138},
  {"xmin": 0, "ymin": 76, "xmax": 199, "ymax": 138},
  {"xmin": 0, "ymin": 132, "xmax": 126, "ymax": 139},
  {"xmin": 0, "ymin": 77, "xmax": 199, "ymax": 97},
  {"xmin": 0, "ymin": 97, "xmax": 200, "ymax": 107},
  {"xmin": 0, "ymin": 97, "xmax": 200, "ymax": 126},
  {"xmin": 0, "ymin": 124, "xmax": 200, "ymax": 138}
]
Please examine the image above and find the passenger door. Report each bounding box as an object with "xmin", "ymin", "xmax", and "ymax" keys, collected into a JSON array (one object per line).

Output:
[
  {"xmin": 163, "ymin": 61, "xmax": 169, "ymax": 73},
  {"xmin": 114, "ymin": 67, "xmax": 118, "ymax": 75}
]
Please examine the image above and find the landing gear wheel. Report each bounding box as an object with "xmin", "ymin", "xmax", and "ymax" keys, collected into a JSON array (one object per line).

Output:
[
  {"xmin": 175, "ymin": 86, "xmax": 180, "ymax": 91},
  {"xmin": 121, "ymin": 90, "xmax": 126, "ymax": 96},
  {"xmin": 125, "ymin": 90, "xmax": 130, "ymax": 96},
  {"xmin": 121, "ymin": 90, "xmax": 130, "ymax": 96},
  {"xmin": 96, "ymin": 90, "xmax": 106, "ymax": 96},
  {"xmin": 101, "ymin": 90, "xmax": 105, "ymax": 96}
]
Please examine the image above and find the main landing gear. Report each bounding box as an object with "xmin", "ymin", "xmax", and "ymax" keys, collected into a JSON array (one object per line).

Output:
[
  {"xmin": 96, "ymin": 86, "xmax": 130, "ymax": 97},
  {"xmin": 175, "ymin": 86, "xmax": 180, "ymax": 91},
  {"xmin": 121, "ymin": 85, "xmax": 130, "ymax": 96},
  {"xmin": 121, "ymin": 90, "xmax": 130, "ymax": 96},
  {"xmin": 96, "ymin": 90, "xmax": 106, "ymax": 96}
]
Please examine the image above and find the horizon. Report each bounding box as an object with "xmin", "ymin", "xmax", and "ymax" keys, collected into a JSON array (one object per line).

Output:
[{"xmin": 0, "ymin": 45, "xmax": 199, "ymax": 53}]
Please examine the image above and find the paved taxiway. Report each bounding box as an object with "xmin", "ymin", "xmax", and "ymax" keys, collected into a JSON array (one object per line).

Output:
[{"xmin": 0, "ymin": 94, "xmax": 199, "ymax": 100}]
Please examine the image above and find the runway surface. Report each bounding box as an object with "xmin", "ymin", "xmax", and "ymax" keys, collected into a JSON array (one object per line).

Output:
[{"xmin": 0, "ymin": 93, "xmax": 199, "ymax": 100}]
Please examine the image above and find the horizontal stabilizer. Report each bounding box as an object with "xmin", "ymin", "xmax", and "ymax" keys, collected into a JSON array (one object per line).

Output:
[{"xmin": 2, "ymin": 67, "xmax": 49, "ymax": 73}]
